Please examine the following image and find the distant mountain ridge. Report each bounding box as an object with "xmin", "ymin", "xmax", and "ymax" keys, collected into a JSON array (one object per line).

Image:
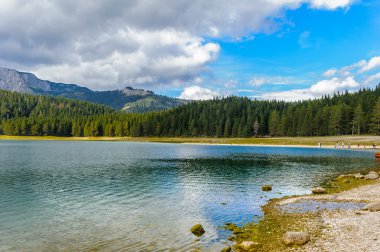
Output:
[{"xmin": 0, "ymin": 67, "xmax": 187, "ymax": 112}]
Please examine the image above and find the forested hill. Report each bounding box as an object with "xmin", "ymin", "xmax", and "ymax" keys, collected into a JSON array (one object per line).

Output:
[
  {"xmin": 0, "ymin": 67, "xmax": 187, "ymax": 112},
  {"xmin": 1, "ymin": 86, "xmax": 380, "ymax": 137}
]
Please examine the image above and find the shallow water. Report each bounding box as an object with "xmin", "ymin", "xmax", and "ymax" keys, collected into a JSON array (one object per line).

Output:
[
  {"xmin": 279, "ymin": 199, "xmax": 367, "ymax": 213},
  {"xmin": 0, "ymin": 141, "xmax": 378, "ymax": 251}
]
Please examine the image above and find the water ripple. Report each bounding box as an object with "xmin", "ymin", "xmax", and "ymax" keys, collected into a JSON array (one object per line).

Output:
[{"xmin": 0, "ymin": 141, "xmax": 378, "ymax": 251}]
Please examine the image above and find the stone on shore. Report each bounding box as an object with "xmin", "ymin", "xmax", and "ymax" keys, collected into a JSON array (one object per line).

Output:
[
  {"xmin": 283, "ymin": 231, "xmax": 310, "ymax": 246},
  {"xmin": 338, "ymin": 174, "xmax": 355, "ymax": 179},
  {"xmin": 364, "ymin": 171, "xmax": 379, "ymax": 180},
  {"xmin": 262, "ymin": 185, "xmax": 272, "ymax": 191},
  {"xmin": 235, "ymin": 241, "xmax": 260, "ymax": 251},
  {"xmin": 311, "ymin": 187, "xmax": 327, "ymax": 194},
  {"xmin": 354, "ymin": 173, "xmax": 364, "ymax": 179},
  {"xmin": 362, "ymin": 202, "xmax": 380, "ymax": 212},
  {"xmin": 191, "ymin": 224, "xmax": 205, "ymax": 236}
]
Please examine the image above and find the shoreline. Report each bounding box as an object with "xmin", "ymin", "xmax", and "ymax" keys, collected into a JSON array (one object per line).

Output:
[
  {"xmin": 0, "ymin": 135, "xmax": 379, "ymax": 150},
  {"xmin": 230, "ymin": 170, "xmax": 380, "ymax": 252}
]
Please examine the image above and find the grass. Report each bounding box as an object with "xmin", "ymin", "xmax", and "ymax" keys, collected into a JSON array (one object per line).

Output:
[
  {"xmin": 0, "ymin": 135, "xmax": 380, "ymax": 147},
  {"xmin": 324, "ymin": 175, "xmax": 378, "ymax": 194}
]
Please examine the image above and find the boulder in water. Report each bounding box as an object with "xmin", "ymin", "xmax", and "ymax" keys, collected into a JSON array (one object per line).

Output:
[
  {"xmin": 221, "ymin": 246, "xmax": 231, "ymax": 252},
  {"xmin": 311, "ymin": 187, "xmax": 327, "ymax": 194},
  {"xmin": 262, "ymin": 185, "xmax": 272, "ymax": 191},
  {"xmin": 191, "ymin": 224, "xmax": 205, "ymax": 237}
]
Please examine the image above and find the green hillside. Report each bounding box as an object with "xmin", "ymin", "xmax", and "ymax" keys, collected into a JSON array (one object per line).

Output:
[{"xmin": 1, "ymin": 85, "xmax": 380, "ymax": 137}]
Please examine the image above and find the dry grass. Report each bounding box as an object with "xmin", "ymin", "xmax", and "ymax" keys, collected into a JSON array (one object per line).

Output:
[{"xmin": 0, "ymin": 135, "xmax": 379, "ymax": 148}]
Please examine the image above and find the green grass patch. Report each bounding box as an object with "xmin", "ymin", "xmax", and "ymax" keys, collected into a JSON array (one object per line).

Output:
[
  {"xmin": 230, "ymin": 198, "xmax": 322, "ymax": 252},
  {"xmin": 324, "ymin": 176, "xmax": 377, "ymax": 194}
]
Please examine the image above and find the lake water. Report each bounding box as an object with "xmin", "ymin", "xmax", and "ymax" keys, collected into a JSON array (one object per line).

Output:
[{"xmin": 0, "ymin": 140, "xmax": 378, "ymax": 251}]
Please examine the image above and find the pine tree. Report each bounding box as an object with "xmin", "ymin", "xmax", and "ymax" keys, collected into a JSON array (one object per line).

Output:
[
  {"xmin": 253, "ymin": 119, "xmax": 259, "ymax": 137},
  {"xmin": 370, "ymin": 97, "xmax": 380, "ymax": 135},
  {"xmin": 353, "ymin": 104, "xmax": 365, "ymax": 135}
]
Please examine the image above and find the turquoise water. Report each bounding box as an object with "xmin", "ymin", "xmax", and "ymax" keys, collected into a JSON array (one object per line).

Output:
[{"xmin": 0, "ymin": 141, "xmax": 378, "ymax": 251}]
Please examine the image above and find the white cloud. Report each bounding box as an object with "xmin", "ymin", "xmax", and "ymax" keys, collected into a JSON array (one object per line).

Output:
[
  {"xmin": 261, "ymin": 89, "xmax": 314, "ymax": 101},
  {"xmin": 309, "ymin": 76, "xmax": 359, "ymax": 95},
  {"xmin": 261, "ymin": 76, "xmax": 359, "ymax": 101},
  {"xmin": 33, "ymin": 29, "xmax": 220, "ymax": 90},
  {"xmin": 359, "ymin": 56, "xmax": 380, "ymax": 73},
  {"xmin": 298, "ymin": 31, "xmax": 311, "ymax": 48},
  {"xmin": 224, "ymin": 80, "xmax": 239, "ymax": 88},
  {"xmin": 364, "ymin": 72, "xmax": 380, "ymax": 85},
  {"xmin": 328, "ymin": 56, "xmax": 380, "ymax": 78},
  {"xmin": 249, "ymin": 77, "xmax": 267, "ymax": 87},
  {"xmin": 249, "ymin": 75, "xmax": 304, "ymax": 87},
  {"xmin": 308, "ymin": 0, "xmax": 356, "ymax": 10},
  {"xmin": 323, "ymin": 68, "xmax": 337, "ymax": 77},
  {"xmin": 0, "ymin": 0, "xmax": 356, "ymax": 90},
  {"xmin": 179, "ymin": 86, "xmax": 220, "ymax": 100},
  {"xmin": 261, "ymin": 55, "xmax": 379, "ymax": 102}
]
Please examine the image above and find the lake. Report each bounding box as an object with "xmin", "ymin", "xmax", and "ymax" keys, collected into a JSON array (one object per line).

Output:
[{"xmin": 0, "ymin": 140, "xmax": 378, "ymax": 251}]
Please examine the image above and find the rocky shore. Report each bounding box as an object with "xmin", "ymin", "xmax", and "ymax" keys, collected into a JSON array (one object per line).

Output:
[{"xmin": 228, "ymin": 170, "xmax": 380, "ymax": 252}]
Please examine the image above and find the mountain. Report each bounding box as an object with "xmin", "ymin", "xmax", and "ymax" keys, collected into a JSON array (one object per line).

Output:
[{"xmin": 0, "ymin": 67, "xmax": 187, "ymax": 112}]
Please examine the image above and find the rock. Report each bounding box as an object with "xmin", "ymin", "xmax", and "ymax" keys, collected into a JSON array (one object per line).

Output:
[
  {"xmin": 362, "ymin": 202, "xmax": 380, "ymax": 212},
  {"xmin": 262, "ymin": 185, "xmax": 272, "ymax": 191},
  {"xmin": 354, "ymin": 173, "xmax": 364, "ymax": 179},
  {"xmin": 283, "ymin": 231, "xmax": 311, "ymax": 246},
  {"xmin": 364, "ymin": 171, "xmax": 379, "ymax": 180},
  {"xmin": 338, "ymin": 174, "xmax": 355, "ymax": 179},
  {"xmin": 311, "ymin": 187, "xmax": 327, "ymax": 194},
  {"xmin": 226, "ymin": 223, "xmax": 238, "ymax": 231},
  {"xmin": 221, "ymin": 246, "xmax": 231, "ymax": 252},
  {"xmin": 225, "ymin": 223, "xmax": 242, "ymax": 235},
  {"xmin": 236, "ymin": 241, "xmax": 260, "ymax": 251},
  {"xmin": 227, "ymin": 236, "xmax": 235, "ymax": 241},
  {"xmin": 191, "ymin": 224, "xmax": 205, "ymax": 237}
]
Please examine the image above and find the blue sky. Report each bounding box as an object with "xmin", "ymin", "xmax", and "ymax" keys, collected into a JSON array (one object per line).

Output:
[
  {"xmin": 1, "ymin": 0, "xmax": 380, "ymax": 100},
  {"xmin": 172, "ymin": 0, "xmax": 380, "ymax": 100}
]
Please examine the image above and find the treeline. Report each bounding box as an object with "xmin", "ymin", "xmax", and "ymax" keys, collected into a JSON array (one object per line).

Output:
[{"xmin": 1, "ymin": 86, "xmax": 380, "ymax": 137}]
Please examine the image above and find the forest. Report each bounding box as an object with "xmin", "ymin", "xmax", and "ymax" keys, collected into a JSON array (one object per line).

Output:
[{"xmin": 1, "ymin": 85, "xmax": 380, "ymax": 137}]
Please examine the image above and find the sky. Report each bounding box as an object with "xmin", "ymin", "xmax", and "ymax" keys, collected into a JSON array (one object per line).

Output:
[{"xmin": 0, "ymin": 0, "xmax": 380, "ymax": 100}]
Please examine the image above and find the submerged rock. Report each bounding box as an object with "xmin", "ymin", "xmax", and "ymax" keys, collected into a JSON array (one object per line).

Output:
[
  {"xmin": 226, "ymin": 223, "xmax": 238, "ymax": 231},
  {"xmin": 283, "ymin": 231, "xmax": 310, "ymax": 246},
  {"xmin": 191, "ymin": 224, "xmax": 205, "ymax": 237},
  {"xmin": 364, "ymin": 171, "xmax": 379, "ymax": 180},
  {"xmin": 311, "ymin": 187, "xmax": 327, "ymax": 194},
  {"xmin": 225, "ymin": 223, "xmax": 242, "ymax": 235},
  {"xmin": 236, "ymin": 241, "xmax": 260, "ymax": 251},
  {"xmin": 362, "ymin": 202, "xmax": 380, "ymax": 212},
  {"xmin": 221, "ymin": 246, "xmax": 231, "ymax": 252},
  {"xmin": 262, "ymin": 185, "xmax": 272, "ymax": 191}
]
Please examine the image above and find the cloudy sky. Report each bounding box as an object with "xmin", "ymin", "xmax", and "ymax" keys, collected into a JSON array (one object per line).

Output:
[{"xmin": 1, "ymin": 0, "xmax": 380, "ymax": 100}]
